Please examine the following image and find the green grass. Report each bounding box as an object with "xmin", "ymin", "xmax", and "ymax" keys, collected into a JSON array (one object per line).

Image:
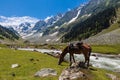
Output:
[
  {"xmin": 0, "ymin": 48, "xmax": 119, "ymax": 80},
  {"xmin": 0, "ymin": 48, "xmax": 67, "ymax": 80},
  {"xmin": 89, "ymin": 68, "xmax": 116, "ymax": 80},
  {"xmin": 92, "ymin": 45, "xmax": 120, "ymax": 54}
]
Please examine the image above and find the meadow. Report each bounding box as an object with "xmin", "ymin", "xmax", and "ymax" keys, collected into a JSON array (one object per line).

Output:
[{"xmin": 0, "ymin": 46, "xmax": 120, "ymax": 80}]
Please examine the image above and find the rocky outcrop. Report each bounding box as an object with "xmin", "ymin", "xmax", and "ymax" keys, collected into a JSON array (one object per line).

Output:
[{"xmin": 59, "ymin": 62, "xmax": 88, "ymax": 80}]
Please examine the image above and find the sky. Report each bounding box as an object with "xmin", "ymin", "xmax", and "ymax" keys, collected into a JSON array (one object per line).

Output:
[{"xmin": 0, "ymin": 0, "xmax": 88, "ymax": 19}]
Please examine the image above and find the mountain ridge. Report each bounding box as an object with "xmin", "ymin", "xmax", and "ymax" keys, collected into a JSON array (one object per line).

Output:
[{"xmin": 0, "ymin": 0, "xmax": 120, "ymax": 44}]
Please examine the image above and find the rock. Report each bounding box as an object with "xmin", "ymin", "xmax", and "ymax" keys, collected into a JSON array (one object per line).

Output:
[
  {"xmin": 95, "ymin": 57, "xmax": 99, "ymax": 60},
  {"xmin": 106, "ymin": 73, "xmax": 118, "ymax": 80},
  {"xmin": 11, "ymin": 64, "xmax": 20, "ymax": 68},
  {"xmin": 34, "ymin": 68, "xmax": 57, "ymax": 77},
  {"xmin": 59, "ymin": 62, "xmax": 88, "ymax": 80},
  {"xmin": 50, "ymin": 46, "xmax": 56, "ymax": 49},
  {"xmin": 91, "ymin": 54, "xmax": 97, "ymax": 57},
  {"xmin": 54, "ymin": 52, "xmax": 60, "ymax": 58},
  {"xmin": 118, "ymin": 54, "xmax": 120, "ymax": 58}
]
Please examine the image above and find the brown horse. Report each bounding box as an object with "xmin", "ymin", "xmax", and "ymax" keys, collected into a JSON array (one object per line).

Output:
[{"xmin": 58, "ymin": 42, "xmax": 92, "ymax": 67}]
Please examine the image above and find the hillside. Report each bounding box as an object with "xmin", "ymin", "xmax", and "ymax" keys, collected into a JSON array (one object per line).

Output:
[
  {"xmin": 0, "ymin": 25, "xmax": 20, "ymax": 43},
  {"xmin": 84, "ymin": 7, "xmax": 120, "ymax": 45},
  {"xmin": 61, "ymin": 1, "xmax": 120, "ymax": 43},
  {"xmin": 0, "ymin": 0, "xmax": 120, "ymax": 44},
  {"xmin": 26, "ymin": 0, "xmax": 120, "ymax": 44}
]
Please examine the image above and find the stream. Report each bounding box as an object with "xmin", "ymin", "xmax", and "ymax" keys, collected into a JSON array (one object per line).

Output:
[{"xmin": 18, "ymin": 48, "xmax": 120, "ymax": 72}]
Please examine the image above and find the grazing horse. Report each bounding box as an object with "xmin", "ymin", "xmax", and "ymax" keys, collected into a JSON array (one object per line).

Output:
[{"xmin": 58, "ymin": 42, "xmax": 91, "ymax": 67}]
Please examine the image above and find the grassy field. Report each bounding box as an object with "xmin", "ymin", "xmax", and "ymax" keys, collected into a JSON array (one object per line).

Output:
[
  {"xmin": 0, "ymin": 47, "xmax": 120, "ymax": 80},
  {"xmin": 92, "ymin": 45, "xmax": 120, "ymax": 54},
  {"xmin": 0, "ymin": 48, "xmax": 67, "ymax": 80}
]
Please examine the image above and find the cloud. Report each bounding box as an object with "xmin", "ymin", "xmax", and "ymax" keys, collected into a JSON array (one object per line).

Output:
[{"xmin": 0, "ymin": 16, "xmax": 39, "ymax": 27}]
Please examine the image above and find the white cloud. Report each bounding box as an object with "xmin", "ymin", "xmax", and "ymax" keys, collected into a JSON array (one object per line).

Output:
[{"xmin": 0, "ymin": 16, "xmax": 39, "ymax": 27}]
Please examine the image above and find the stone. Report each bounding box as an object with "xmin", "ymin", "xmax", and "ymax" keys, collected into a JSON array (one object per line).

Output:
[
  {"xmin": 11, "ymin": 64, "xmax": 20, "ymax": 68},
  {"xmin": 59, "ymin": 62, "xmax": 88, "ymax": 80},
  {"xmin": 34, "ymin": 68, "xmax": 57, "ymax": 77}
]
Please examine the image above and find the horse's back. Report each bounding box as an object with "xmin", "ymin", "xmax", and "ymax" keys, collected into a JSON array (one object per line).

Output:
[{"xmin": 82, "ymin": 43, "xmax": 91, "ymax": 50}]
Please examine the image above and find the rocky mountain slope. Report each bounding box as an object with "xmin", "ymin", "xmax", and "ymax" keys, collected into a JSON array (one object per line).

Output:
[
  {"xmin": 61, "ymin": 0, "xmax": 120, "ymax": 42},
  {"xmin": 0, "ymin": 16, "xmax": 39, "ymax": 38},
  {"xmin": 26, "ymin": 0, "xmax": 120, "ymax": 44},
  {"xmin": 84, "ymin": 8, "xmax": 120, "ymax": 45},
  {"xmin": 0, "ymin": 25, "xmax": 19, "ymax": 43},
  {"xmin": 0, "ymin": 0, "xmax": 120, "ymax": 44}
]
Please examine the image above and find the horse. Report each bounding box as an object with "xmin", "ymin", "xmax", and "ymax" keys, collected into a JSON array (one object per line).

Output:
[{"xmin": 58, "ymin": 42, "xmax": 92, "ymax": 67}]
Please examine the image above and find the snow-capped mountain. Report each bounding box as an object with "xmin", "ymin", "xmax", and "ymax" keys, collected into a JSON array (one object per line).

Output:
[
  {"xmin": 26, "ymin": 0, "xmax": 120, "ymax": 43},
  {"xmin": 41, "ymin": 4, "xmax": 86, "ymax": 37},
  {"xmin": 25, "ymin": 5, "xmax": 85, "ymax": 43},
  {"xmin": 1, "ymin": 0, "xmax": 118, "ymax": 43},
  {"xmin": 0, "ymin": 16, "xmax": 39, "ymax": 38},
  {"xmin": 32, "ymin": 13, "xmax": 63, "ymax": 33}
]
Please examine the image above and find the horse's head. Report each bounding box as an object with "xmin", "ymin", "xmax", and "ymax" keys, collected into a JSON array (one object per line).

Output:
[
  {"xmin": 58, "ymin": 56, "xmax": 64, "ymax": 65},
  {"xmin": 58, "ymin": 46, "xmax": 69, "ymax": 65}
]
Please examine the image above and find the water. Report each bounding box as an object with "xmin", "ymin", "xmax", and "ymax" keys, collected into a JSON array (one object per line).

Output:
[
  {"xmin": 18, "ymin": 48, "xmax": 120, "ymax": 72},
  {"xmin": 75, "ymin": 54, "xmax": 120, "ymax": 71}
]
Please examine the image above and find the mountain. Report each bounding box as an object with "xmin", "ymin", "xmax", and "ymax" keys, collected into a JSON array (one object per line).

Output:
[
  {"xmin": 32, "ymin": 14, "xmax": 63, "ymax": 33},
  {"xmin": 25, "ymin": 5, "xmax": 84, "ymax": 43},
  {"xmin": 0, "ymin": 25, "xmax": 19, "ymax": 42},
  {"xmin": 42, "ymin": 5, "xmax": 83, "ymax": 36},
  {"xmin": 61, "ymin": 0, "xmax": 120, "ymax": 42},
  {"xmin": 0, "ymin": 0, "xmax": 120, "ymax": 44},
  {"xmin": 0, "ymin": 16, "xmax": 39, "ymax": 38},
  {"xmin": 27, "ymin": 0, "xmax": 120, "ymax": 44},
  {"xmin": 84, "ymin": 7, "xmax": 120, "ymax": 45},
  {"xmin": 23, "ymin": 14, "xmax": 63, "ymax": 42}
]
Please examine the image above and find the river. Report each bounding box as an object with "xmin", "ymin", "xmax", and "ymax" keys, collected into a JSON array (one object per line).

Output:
[{"xmin": 18, "ymin": 48, "xmax": 120, "ymax": 72}]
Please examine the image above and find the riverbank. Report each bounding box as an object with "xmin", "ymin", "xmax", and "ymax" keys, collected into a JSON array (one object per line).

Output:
[{"xmin": 18, "ymin": 48, "xmax": 120, "ymax": 73}]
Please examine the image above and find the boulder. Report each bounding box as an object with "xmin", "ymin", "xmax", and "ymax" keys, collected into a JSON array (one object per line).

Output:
[
  {"xmin": 34, "ymin": 68, "xmax": 57, "ymax": 77},
  {"xmin": 11, "ymin": 64, "xmax": 20, "ymax": 68},
  {"xmin": 59, "ymin": 62, "xmax": 88, "ymax": 80}
]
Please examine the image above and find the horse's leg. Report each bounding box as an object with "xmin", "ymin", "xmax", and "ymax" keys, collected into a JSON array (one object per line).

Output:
[
  {"xmin": 85, "ymin": 53, "xmax": 90, "ymax": 67},
  {"xmin": 87, "ymin": 56, "xmax": 90, "ymax": 67},
  {"xmin": 83, "ymin": 52, "xmax": 89, "ymax": 67},
  {"xmin": 83, "ymin": 53, "xmax": 87, "ymax": 64},
  {"xmin": 69, "ymin": 53, "xmax": 72, "ymax": 66},
  {"xmin": 72, "ymin": 54, "xmax": 76, "ymax": 63}
]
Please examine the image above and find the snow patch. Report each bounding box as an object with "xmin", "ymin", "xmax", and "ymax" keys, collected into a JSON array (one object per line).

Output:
[
  {"xmin": 50, "ymin": 32, "xmax": 58, "ymax": 36},
  {"xmin": 55, "ymin": 26, "xmax": 59, "ymax": 29},
  {"xmin": 81, "ymin": 14, "xmax": 91, "ymax": 18},
  {"xmin": 39, "ymin": 33, "xmax": 43, "ymax": 37},
  {"xmin": 46, "ymin": 39, "xmax": 51, "ymax": 42},
  {"xmin": 68, "ymin": 9, "xmax": 81, "ymax": 24},
  {"xmin": 55, "ymin": 38, "xmax": 60, "ymax": 41},
  {"xmin": 44, "ymin": 16, "xmax": 53, "ymax": 23}
]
